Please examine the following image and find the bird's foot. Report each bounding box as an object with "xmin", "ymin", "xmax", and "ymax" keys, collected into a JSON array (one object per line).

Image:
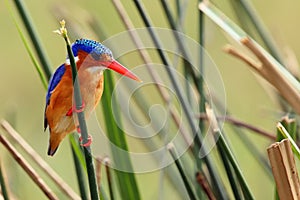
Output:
[
  {"xmin": 66, "ymin": 101, "xmax": 85, "ymax": 116},
  {"xmin": 79, "ymin": 134, "xmax": 92, "ymax": 147},
  {"xmin": 76, "ymin": 126, "xmax": 92, "ymax": 147}
]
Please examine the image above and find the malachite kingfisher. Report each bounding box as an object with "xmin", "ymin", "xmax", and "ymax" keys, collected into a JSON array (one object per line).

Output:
[{"xmin": 44, "ymin": 38, "xmax": 140, "ymax": 156}]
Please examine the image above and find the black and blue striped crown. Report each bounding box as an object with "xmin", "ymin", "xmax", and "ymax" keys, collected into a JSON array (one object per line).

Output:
[{"xmin": 71, "ymin": 39, "xmax": 112, "ymax": 59}]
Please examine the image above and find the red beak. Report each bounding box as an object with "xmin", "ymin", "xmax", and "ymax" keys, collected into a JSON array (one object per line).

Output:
[{"xmin": 107, "ymin": 60, "xmax": 141, "ymax": 82}]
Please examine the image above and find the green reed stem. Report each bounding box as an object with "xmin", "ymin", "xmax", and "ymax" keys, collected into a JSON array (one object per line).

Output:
[
  {"xmin": 206, "ymin": 106, "xmax": 254, "ymax": 199},
  {"xmin": 237, "ymin": 0, "xmax": 283, "ymax": 64},
  {"xmin": 70, "ymin": 136, "xmax": 88, "ymax": 200},
  {"xmin": 277, "ymin": 123, "xmax": 300, "ymax": 160},
  {"xmin": 217, "ymin": 132, "xmax": 243, "ymax": 199},
  {"xmin": 134, "ymin": 1, "xmax": 227, "ymax": 199},
  {"xmin": 10, "ymin": 3, "xmax": 89, "ymax": 198},
  {"xmin": 104, "ymin": 159, "xmax": 114, "ymax": 200},
  {"xmin": 168, "ymin": 143, "xmax": 197, "ymax": 200},
  {"xmin": 198, "ymin": 0, "xmax": 209, "ymax": 197},
  {"xmin": 13, "ymin": 0, "xmax": 52, "ymax": 80},
  {"xmin": 89, "ymin": 19, "xmax": 141, "ymax": 200},
  {"xmin": 198, "ymin": 0, "xmax": 206, "ymax": 135},
  {"xmin": 0, "ymin": 164, "xmax": 9, "ymax": 200},
  {"xmin": 133, "ymin": 0, "xmax": 197, "ymax": 155},
  {"xmin": 6, "ymin": 0, "xmax": 48, "ymax": 89},
  {"xmin": 160, "ymin": 1, "xmax": 225, "ymax": 198},
  {"xmin": 160, "ymin": 0, "xmax": 200, "ymax": 84},
  {"xmin": 216, "ymin": 130, "xmax": 254, "ymax": 199},
  {"xmin": 58, "ymin": 21, "xmax": 99, "ymax": 200},
  {"xmin": 101, "ymin": 70, "xmax": 141, "ymax": 200}
]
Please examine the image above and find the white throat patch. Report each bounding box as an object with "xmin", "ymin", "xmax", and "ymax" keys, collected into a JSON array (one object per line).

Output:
[{"xmin": 65, "ymin": 56, "xmax": 79, "ymax": 65}]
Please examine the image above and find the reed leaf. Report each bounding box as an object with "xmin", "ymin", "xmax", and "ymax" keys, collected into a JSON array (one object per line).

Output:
[
  {"xmin": 13, "ymin": 0, "xmax": 52, "ymax": 80},
  {"xmin": 277, "ymin": 122, "xmax": 300, "ymax": 160},
  {"xmin": 198, "ymin": 1, "xmax": 300, "ymax": 93},
  {"xmin": 217, "ymin": 143, "xmax": 242, "ymax": 199},
  {"xmin": 5, "ymin": 0, "xmax": 47, "ymax": 90},
  {"xmin": 206, "ymin": 105, "xmax": 254, "ymax": 199},
  {"xmin": 0, "ymin": 164, "xmax": 9, "ymax": 200},
  {"xmin": 133, "ymin": 1, "xmax": 227, "ymax": 199},
  {"xmin": 87, "ymin": 16, "xmax": 140, "ymax": 199},
  {"xmin": 229, "ymin": 0, "xmax": 283, "ymax": 64},
  {"xmin": 101, "ymin": 70, "xmax": 141, "ymax": 200},
  {"xmin": 89, "ymin": 15, "xmax": 188, "ymax": 197},
  {"xmin": 168, "ymin": 143, "xmax": 197, "ymax": 200}
]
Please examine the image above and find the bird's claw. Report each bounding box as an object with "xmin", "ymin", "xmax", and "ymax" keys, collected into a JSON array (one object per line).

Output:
[
  {"xmin": 77, "ymin": 126, "xmax": 92, "ymax": 147},
  {"xmin": 79, "ymin": 134, "xmax": 92, "ymax": 147},
  {"xmin": 66, "ymin": 101, "xmax": 85, "ymax": 116}
]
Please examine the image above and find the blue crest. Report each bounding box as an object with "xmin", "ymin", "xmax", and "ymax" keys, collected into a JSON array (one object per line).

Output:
[{"xmin": 71, "ymin": 39, "xmax": 112, "ymax": 59}]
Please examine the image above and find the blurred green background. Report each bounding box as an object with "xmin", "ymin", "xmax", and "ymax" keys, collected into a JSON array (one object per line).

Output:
[{"xmin": 1, "ymin": 0, "xmax": 300, "ymax": 199}]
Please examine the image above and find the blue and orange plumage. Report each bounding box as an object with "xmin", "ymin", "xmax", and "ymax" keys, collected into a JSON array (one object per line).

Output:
[{"xmin": 44, "ymin": 39, "xmax": 140, "ymax": 156}]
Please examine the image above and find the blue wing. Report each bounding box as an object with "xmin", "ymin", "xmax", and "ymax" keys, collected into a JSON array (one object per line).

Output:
[
  {"xmin": 44, "ymin": 64, "xmax": 66, "ymax": 130},
  {"xmin": 45, "ymin": 64, "xmax": 66, "ymax": 105}
]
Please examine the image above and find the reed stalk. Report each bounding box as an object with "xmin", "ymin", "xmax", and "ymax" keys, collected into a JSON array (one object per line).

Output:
[{"xmin": 55, "ymin": 20, "xmax": 99, "ymax": 200}]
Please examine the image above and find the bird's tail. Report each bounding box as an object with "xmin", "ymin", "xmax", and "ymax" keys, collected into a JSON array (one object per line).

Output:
[
  {"xmin": 48, "ymin": 145, "xmax": 58, "ymax": 156},
  {"xmin": 47, "ymin": 131, "xmax": 67, "ymax": 156}
]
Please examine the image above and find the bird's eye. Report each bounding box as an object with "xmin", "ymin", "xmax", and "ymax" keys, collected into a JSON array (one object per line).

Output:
[{"xmin": 91, "ymin": 52, "xmax": 100, "ymax": 60}]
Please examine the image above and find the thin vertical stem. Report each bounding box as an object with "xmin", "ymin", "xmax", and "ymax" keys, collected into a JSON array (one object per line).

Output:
[
  {"xmin": 0, "ymin": 164, "xmax": 10, "ymax": 200},
  {"xmin": 104, "ymin": 158, "xmax": 114, "ymax": 200},
  {"xmin": 111, "ymin": 0, "xmax": 192, "ymax": 151},
  {"xmin": 157, "ymin": 1, "xmax": 227, "ymax": 198},
  {"xmin": 13, "ymin": 0, "xmax": 52, "ymax": 80},
  {"xmin": 133, "ymin": 0, "xmax": 197, "ymax": 150},
  {"xmin": 197, "ymin": 12, "xmax": 208, "ymax": 198},
  {"xmin": 160, "ymin": 0, "xmax": 200, "ymax": 84},
  {"xmin": 70, "ymin": 136, "xmax": 88, "ymax": 200},
  {"xmin": 206, "ymin": 106, "xmax": 254, "ymax": 199},
  {"xmin": 238, "ymin": 0, "xmax": 283, "ymax": 64},
  {"xmin": 198, "ymin": 0, "xmax": 206, "ymax": 132},
  {"xmin": 216, "ymin": 131, "xmax": 254, "ymax": 199},
  {"xmin": 196, "ymin": 172, "xmax": 216, "ymax": 200},
  {"xmin": 168, "ymin": 143, "xmax": 197, "ymax": 200},
  {"xmin": 58, "ymin": 21, "xmax": 99, "ymax": 200},
  {"xmin": 101, "ymin": 70, "xmax": 141, "ymax": 200},
  {"xmin": 95, "ymin": 157, "xmax": 102, "ymax": 195},
  {"xmin": 89, "ymin": 17, "xmax": 140, "ymax": 200},
  {"xmin": 67, "ymin": 43, "xmax": 99, "ymax": 200},
  {"xmin": 217, "ymin": 134, "xmax": 242, "ymax": 199}
]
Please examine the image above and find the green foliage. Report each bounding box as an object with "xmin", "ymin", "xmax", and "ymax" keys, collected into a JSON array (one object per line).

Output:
[{"xmin": 101, "ymin": 70, "xmax": 141, "ymax": 200}]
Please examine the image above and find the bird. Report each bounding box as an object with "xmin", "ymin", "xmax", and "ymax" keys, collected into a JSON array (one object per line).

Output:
[{"xmin": 44, "ymin": 38, "xmax": 140, "ymax": 156}]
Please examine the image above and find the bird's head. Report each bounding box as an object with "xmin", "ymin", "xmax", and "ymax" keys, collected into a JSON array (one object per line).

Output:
[{"xmin": 69, "ymin": 38, "xmax": 140, "ymax": 81}]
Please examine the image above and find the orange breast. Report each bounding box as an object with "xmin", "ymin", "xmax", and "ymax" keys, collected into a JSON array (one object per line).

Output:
[
  {"xmin": 45, "ymin": 64, "xmax": 104, "ymax": 135},
  {"xmin": 45, "ymin": 67, "xmax": 74, "ymax": 134},
  {"xmin": 78, "ymin": 68, "xmax": 104, "ymax": 116}
]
